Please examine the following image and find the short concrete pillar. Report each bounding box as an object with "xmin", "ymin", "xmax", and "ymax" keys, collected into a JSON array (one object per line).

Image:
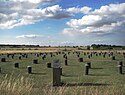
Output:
[
  {"xmin": 51, "ymin": 54, "xmax": 53, "ymax": 57},
  {"xmin": 118, "ymin": 61, "xmax": 123, "ymax": 66},
  {"xmin": 123, "ymin": 54, "xmax": 125, "ymax": 58},
  {"xmin": 0, "ymin": 67, "xmax": 1, "ymax": 73},
  {"xmin": 42, "ymin": 56, "xmax": 45, "ymax": 60},
  {"xmin": 7, "ymin": 54, "xmax": 10, "ymax": 58},
  {"xmin": 53, "ymin": 68, "xmax": 61, "ymax": 86},
  {"xmin": 108, "ymin": 54, "xmax": 111, "ymax": 57},
  {"xmin": 77, "ymin": 55, "xmax": 79, "ymax": 57},
  {"xmin": 33, "ymin": 59, "xmax": 38, "ymax": 64},
  {"xmin": 103, "ymin": 54, "xmax": 105, "ymax": 58},
  {"xmin": 65, "ymin": 59, "xmax": 68, "ymax": 65},
  {"xmin": 87, "ymin": 62, "xmax": 91, "ymax": 68},
  {"xmin": 79, "ymin": 58, "xmax": 83, "ymax": 62},
  {"xmin": 96, "ymin": 53, "xmax": 98, "ymax": 56},
  {"xmin": 88, "ymin": 55, "xmax": 91, "ymax": 59},
  {"xmin": 60, "ymin": 68, "xmax": 62, "ymax": 75},
  {"xmin": 65, "ymin": 56, "xmax": 67, "ymax": 60},
  {"xmin": 85, "ymin": 64, "xmax": 89, "ymax": 75},
  {"xmin": 112, "ymin": 56, "xmax": 115, "ymax": 60},
  {"xmin": 27, "ymin": 66, "xmax": 32, "ymax": 74},
  {"xmin": 12, "ymin": 55, "xmax": 14, "ymax": 59},
  {"xmin": 84, "ymin": 52, "xmax": 86, "ymax": 56},
  {"xmin": 47, "ymin": 63, "xmax": 51, "ymax": 68},
  {"xmin": 117, "ymin": 65, "xmax": 122, "ymax": 74},
  {"xmin": 1, "ymin": 58, "xmax": 6, "ymax": 62},
  {"xmin": 19, "ymin": 56, "xmax": 21, "ymax": 60},
  {"xmin": 14, "ymin": 63, "xmax": 19, "ymax": 68},
  {"xmin": 52, "ymin": 59, "xmax": 61, "ymax": 86}
]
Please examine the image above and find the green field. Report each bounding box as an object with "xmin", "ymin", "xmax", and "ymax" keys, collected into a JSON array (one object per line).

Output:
[{"xmin": 0, "ymin": 51, "xmax": 125, "ymax": 95}]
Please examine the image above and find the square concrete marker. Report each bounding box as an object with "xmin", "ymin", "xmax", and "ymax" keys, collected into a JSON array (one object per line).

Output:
[
  {"xmin": 47, "ymin": 63, "xmax": 51, "ymax": 68},
  {"xmin": 19, "ymin": 56, "xmax": 22, "ymax": 60},
  {"xmin": 14, "ymin": 63, "xmax": 19, "ymax": 68},
  {"xmin": 79, "ymin": 58, "xmax": 83, "ymax": 62},
  {"xmin": 85, "ymin": 63, "xmax": 89, "ymax": 75},
  {"xmin": 65, "ymin": 59, "xmax": 68, "ymax": 65},
  {"xmin": 52, "ymin": 59, "xmax": 61, "ymax": 68},
  {"xmin": 52, "ymin": 59, "xmax": 61, "ymax": 86},
  {"xmin": 33, "ymin": 59, "xmax": 38, "ymax": 64},
  {"xmin": 112, "ymin": 56, "xmax": 115, "ymax": 60},
  {"xmin": 1, "ymin": 58, "xmax": 6, "ymax": 62},
  {"xmin": 27, "ymin": 66, "xmax": 32, "ymax": 74},
  {"xmin": 117, "ymin": 65, "xmax": 122, "ymax": 74}
]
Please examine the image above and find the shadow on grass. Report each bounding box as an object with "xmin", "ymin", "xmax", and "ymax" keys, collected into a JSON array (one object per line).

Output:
[
  {"xmin": 121, "ymin": 72, "xmax": 125, "ymax": 75},
  {"xmin": 67, "ymin": 64, "xmax": 79, "ymax": 66},
  {"xmin": 32, "ymin": 72, "xmax": 47, "ymax": 75},
  {"xmin": 19, "ymin": 67, "xmax": 26, "ymax": 69},
  {"xmin": 1, "ymin": 61, "xmax": 11, "ymax": 62},
  {"xmin": 61, "ymin": 82, "xmax": 110, "ymax": 87},
  {"xmin": 62, "ymin": 74, "xmax": 78, "ymax": 77},
  {"xmin": 91, "ymin": 67, "xmax": 103, "ymax": 69},
  {"xmin": 0, "ymin": 72, "xmax": 7, "ymax": 74},
  {"xmin": 89, "ymin": 74, "xmax": 110, "ymax": 76}
]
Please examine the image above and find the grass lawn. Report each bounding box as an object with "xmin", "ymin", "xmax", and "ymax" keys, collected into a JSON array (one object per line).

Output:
[{"xmin": 0, "ymin": 50, "xmax": 125, "ymax": 95}]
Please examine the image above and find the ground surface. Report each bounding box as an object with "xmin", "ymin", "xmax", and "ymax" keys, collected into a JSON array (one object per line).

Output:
[{"xmin": 0, "ymin": 49, "xmax": 125, "ymax": 95}]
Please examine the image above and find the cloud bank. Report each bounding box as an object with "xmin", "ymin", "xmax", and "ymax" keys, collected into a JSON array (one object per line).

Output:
[
  {"xmin": 63, "ymin": 3, "xmax": 125, "ymax": 36},
  {"xmin": 1, "ymin": 0, "xmax": 125, "ymax": 40},
  {"xmin": 0, "ymin": 0, "xmax": 68, "ymax": 29},
  {"xmin": 0, "ymin": 0, "xmax": 92, "ymax": 29}
]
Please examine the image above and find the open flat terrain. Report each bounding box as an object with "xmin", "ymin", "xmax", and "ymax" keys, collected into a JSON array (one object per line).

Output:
[{"xmin": 0, "ymin": 49, "xmax": 125, "ymax": 95}]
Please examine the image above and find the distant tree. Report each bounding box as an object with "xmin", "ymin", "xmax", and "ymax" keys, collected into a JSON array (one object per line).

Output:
[{"xmin": 87, "ymin": 45, "xmax": 90, "ymax": 50}]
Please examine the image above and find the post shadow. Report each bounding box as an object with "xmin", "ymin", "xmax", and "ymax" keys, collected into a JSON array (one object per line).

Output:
[
  {"xmin": 31, "ymin": 72, "xmax": 47, "ymax": 75},
  {"xmin": 91, "ymin": 67, "xmax": 103, "ymax": 69},
  {"xmin": 61, "ymin": 82, "xmax": 110, "ymax": 87}
]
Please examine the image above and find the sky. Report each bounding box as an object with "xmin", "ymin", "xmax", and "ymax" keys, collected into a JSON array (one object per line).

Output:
[{"xmin": 0, "ymin": 0, "xmax": 125, "ymax": 46}]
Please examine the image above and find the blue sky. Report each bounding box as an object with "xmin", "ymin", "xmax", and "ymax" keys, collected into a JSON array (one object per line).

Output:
[{"xmin": 0, "ymin": 0, "xmax": 125, "ymax": 46}]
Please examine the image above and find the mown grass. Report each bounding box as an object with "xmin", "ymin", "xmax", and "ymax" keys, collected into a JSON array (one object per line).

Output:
[{"xmin": 0, "ymin": 50, "xmax": 125, "ymax": 95}]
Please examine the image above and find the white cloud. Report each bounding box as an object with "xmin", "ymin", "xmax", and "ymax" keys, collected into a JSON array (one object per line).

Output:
[
  {"xmin": 67, "ymin": 15, "xmax": 102, "ymax": 28},
  {"xmin": 63, "ymin": 28, "xmax": 84, "ymax": 37},
  {"xmin": 93, "ymin": 39, "xmax": 104, "ymax": 42},
  {"xmin": 40, "ymin": 5, "xmax": 72, "ymax": 19},
  {"xmin": 67, "ymin": 6, "xmax": 92, "ymax": 14},
  {"xmin": 16, "ymin": 34, "xmax": 43, "ymax": 39},
  {"xmin": 63, "ymin": 3, "xmax": 125, "ymax": 36},
  {"xmin": 0, "ymin": 0, "xmax": 72, "ymax": 29}
]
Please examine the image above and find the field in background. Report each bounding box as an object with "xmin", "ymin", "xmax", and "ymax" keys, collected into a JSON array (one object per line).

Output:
[
  {"xmin": 0, "ymin": 47, "xmax": 125, "ymax": 54},
  {"xmin": 0, "ymin": 48, "xmax": 125, "ymax": 95}
]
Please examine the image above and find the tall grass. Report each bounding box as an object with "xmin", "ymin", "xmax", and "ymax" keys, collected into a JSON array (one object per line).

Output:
[
  {"xmin": 40, "ymin": 84, "xmax": 125, "ymax": 95},
  {"xmin": 0, "ymin": 74, "xmax": 33, "ymax": 95},
  {"xmin": 0, "ymin": 75, "xmax": 125, "ymax": 95}
]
